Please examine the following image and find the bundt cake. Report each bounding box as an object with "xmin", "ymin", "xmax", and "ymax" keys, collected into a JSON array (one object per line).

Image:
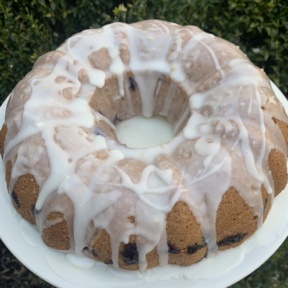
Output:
[{"xmin": 0, "ymin": 20, "xmax": 288, "ymax": 271}]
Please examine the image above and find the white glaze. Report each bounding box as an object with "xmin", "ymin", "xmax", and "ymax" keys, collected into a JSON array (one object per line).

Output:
[
  {"xmin": 12, "ymin": 185, "xmax": 288, "ymax": 287},
  {"xmin": 3, "ymin": 20, "xmax": 288, "ymax": 271}
]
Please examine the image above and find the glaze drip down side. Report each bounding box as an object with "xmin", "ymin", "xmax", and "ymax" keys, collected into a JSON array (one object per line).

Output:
[{"xmin": 1, "ymin": 20, "xmax": 288, "ymax": 271}]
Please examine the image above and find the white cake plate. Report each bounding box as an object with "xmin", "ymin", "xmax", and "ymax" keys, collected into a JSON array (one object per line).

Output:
[{"xmin": 0, "ymin": 82, "xmax": 288, "ymax": 288}]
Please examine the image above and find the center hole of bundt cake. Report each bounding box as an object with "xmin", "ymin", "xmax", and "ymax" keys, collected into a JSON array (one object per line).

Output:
[
  {"xmin": 90, "ymin": 72, "xmax": 190, "ymax": 148},
  {"xmin": 116, "ymin": 115, "xmax": 174, "ymax": 148}
]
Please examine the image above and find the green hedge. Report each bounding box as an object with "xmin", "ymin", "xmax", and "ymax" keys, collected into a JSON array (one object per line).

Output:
[
  {"xmin": 0, "ymin": 0, "xmax": 287, "ymax": 101},
  {"xmin": 127, "ymin": 0, "xmax": 288, "ymax": 95}
]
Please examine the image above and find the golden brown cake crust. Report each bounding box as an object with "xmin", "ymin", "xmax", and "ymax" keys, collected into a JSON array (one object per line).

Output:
[
  {"xmin": 0, "ymin": 124, "xmax": 7, "ymax": 157},
  {"xmin": 273, "ymin": 118, "xmax": 288, "ymax": 151},
  {"xmin": 216, "ymin": 187, "xmax": 258, "ymax": 251},
  {"xmin": 261, "ymin": 185, "xmax": 272, "ymax": 222},
  {"xmin": 268, "ymin": 149, "xmax": 288, "ymax": 196},
  {"xmin": 42, "ymin": 211, "xmax": 71, "ymax": 250},
  {"xmin": 166, "ymin": 201, "xmax": 207, "ymax": 266},
  {"xmin": 84, "ymin": 200, "xmax": 207, "ymax": 270},
  {"xmin": 11, "ymin": 174, "xmax": 39, "ymax": 225},
  {"xmin": 5, "ymin": 161, "xmax": 12, "ymax": 191}
]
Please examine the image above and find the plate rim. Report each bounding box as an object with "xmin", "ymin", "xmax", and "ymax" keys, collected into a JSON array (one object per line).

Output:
[{"xmin": 0, "ymin": 83, "xmax": 288, "ymax": 288}]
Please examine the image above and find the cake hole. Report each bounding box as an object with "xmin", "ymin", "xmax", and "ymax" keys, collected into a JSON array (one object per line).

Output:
[
  {"xmin": 90, "ymin": 72, "xmax": 191, "ymax": 145},
  {"xmin": 116, "ymin": 115, "xmax": 174, "ymax": 148}
]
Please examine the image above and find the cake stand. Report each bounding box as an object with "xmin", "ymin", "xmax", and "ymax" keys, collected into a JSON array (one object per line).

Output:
[{"xmin": 0, "ymin": 82, "xmax": 288, "ymax": 288}]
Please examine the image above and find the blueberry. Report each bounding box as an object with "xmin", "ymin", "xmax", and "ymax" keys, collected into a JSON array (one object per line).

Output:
[
  {"xmin": 168, "ymin": 242, "xmax": 181, "ymax": 254},
  {"xmin": 217, "ymin": 233, "xmax": 247, "ymax": 247},
  {"xmin": 121, "ymin": 243, "xmax": 139, "ymax": 265},
  {"xmin": 187, "ymin": 243, "xmax": 205, "ymax": 254},
  {"xmin": 91, "ymin": 249, "xmax": 98, "ymax": 257},
  {"xmin": 104, "ymin": 259, "xmax": 113, "ymax": 265},
  {"xmin": 11, "ymin": 191, "xmax": 20, "ymax": 208},
  {"xmin": 128, "ymin": 77, "xmax": 137, "ymax": 91}
]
